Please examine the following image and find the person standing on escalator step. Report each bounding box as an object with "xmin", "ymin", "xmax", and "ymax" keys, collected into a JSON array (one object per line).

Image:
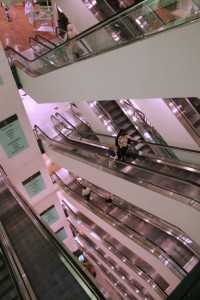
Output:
[
  {"xmin": 104, "ymin": 192, "xmax": 113, "ymax": 207},
  {"xmin": 118, "ymin": 130, "xmax": 141, "ymax": 161},
  {"xmin": 115, "ymin": 128, "xmax": 123, "ymax": 159},
  {"xmin": 82, "ymin": 186, "xmax": 91, "ymax": 201}
]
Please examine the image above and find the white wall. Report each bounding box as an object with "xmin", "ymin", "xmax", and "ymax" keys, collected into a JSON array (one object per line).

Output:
[
  {"xmin": 44, "ymin": 144, "xmax": 200, "ymax": 246},
  {"xmin": 18, "ymin": 21, "xmax": 200, "ymax": 103}
]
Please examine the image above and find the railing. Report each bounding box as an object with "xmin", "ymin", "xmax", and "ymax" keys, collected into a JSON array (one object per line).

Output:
[
  {"xmin": 0, "ymin": 222, "xmax": 37, "ymax": 300},
  {"xmin": 0, "ymin": 167, "xmax": 108, "ymax": 300},
  {"xmin": 5, "ymin": 0, "xmax": 200, "ymax": 77},
  {"xmin": 53, "ymin": 173, "xmax": 184, "ymax": 288},
  {"xmin": 72, "ymin": 173, "xmax": 200, "ymax": 258},
  {"xmin": 34, "ymin": 124, "xmax": 200, "ymax": 211}
]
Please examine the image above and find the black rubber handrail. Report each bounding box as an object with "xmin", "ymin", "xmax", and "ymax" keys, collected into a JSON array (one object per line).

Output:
[
  {"xmin": 0, "ymin": 167, "xmax": 108, "ymax": 300},
  {"xmin": 34, "ymin": 124, "xmax": 200, "ymax": 199},
  {"xmin": 34, "ymin": 34, "xmax": 58, "ymax": 47},
  {"xmin": 28, "ymin": 37, "xmax": 52, "ymax": 53},
  {"xmin": 53, "ymin": 173, "xmax": 187, "ymax": 279}
]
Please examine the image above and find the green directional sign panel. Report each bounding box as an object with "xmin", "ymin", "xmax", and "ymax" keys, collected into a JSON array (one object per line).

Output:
[
  {"xmin": 55, "ymin": 227, "xmax": 67, "ymax": 241},
  {"xmin": 40, "ymin": 205, "xmax": 60, "ymax": 226},
  {"xmin": 22, "ymin": 171, "xmax": 46, "ymax": 198},
  {"xmin": 0, "ymin": 114, "xmax": 29, "ymax": 158}
]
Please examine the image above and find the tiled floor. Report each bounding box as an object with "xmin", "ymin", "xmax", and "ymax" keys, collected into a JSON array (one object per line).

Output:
[{"xmin": 0, "ymin": 3, "xmax": 55, "ymax": 52}]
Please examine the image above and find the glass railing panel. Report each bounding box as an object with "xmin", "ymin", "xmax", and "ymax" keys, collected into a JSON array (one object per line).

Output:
[
  {"xmin": 35, "ymin": 126, "xmax": 200, "ymax": 210},
  {"xmin": 137, "ymin": 141, "xmax": 200, "ymax": 167},
  {"xmin": 7, "ymin": 0, "xmax": 200, "ymax": 77}
]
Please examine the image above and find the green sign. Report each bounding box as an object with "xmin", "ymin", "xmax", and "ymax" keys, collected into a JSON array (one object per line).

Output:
[
  {"xmin": 40, "ymin": 205, "xmax": 59, "ymax": 226},
  {"xmin": 0, "ymin": 114, "xmax": 29, "ymax": 158},
  {"xmin": 55, "ymin": 227, "xmax": 67, "ymax": 241},
  {"xmin": 22, "ymin": 171, "xmax": 46, "ymax": 198},
  {"xmin": 0, "ymin": 76, "xmax": 3, "ymax": 85}
]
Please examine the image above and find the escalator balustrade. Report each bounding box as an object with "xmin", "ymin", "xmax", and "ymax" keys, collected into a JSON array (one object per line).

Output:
[
  {"xmin": 6, "ymin": 0, "xmax": 200, "ymax": 77},
  {"xmin": 170, "ymin": 98, "xmax": 200, "ymax": 135},
  {"xmin": 53, "ymin": 173, "xmax": 200, "ymax": 282},
  {"xmin": 59, "ymin": 181, "xmax": 170, "ymax": 297},
  {"xmin": 0, "ymin": 175, "xmax": 108, "ymax": 300},
  {"xmin": 0, "ymin": 250, "xmax": 20, "ymax": 300},
  {"xmin": 98, "ymin": 100, "xmax": 158, "ymax": 154},
  {"xmin": 35, "ymin": 124, "xmax": 200, "ymax": 211}
]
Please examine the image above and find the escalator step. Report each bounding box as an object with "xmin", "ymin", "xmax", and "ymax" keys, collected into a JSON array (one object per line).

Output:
[
  {"xmin": 0, "ymin": 268, "xmax": 10, "ymax": 281},
  {"xmin": 0, "ymin": 279, "xmax": 17, "ymax": 298},
  {"xmin": 0, "ymin": 288, "xmax": 19, "ymax": 300}
]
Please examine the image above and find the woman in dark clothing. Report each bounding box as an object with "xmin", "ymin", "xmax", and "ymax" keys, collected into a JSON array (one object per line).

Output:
[{"xmin": 117, "ymin": 130, "xmax": 140, "ymax": 160}]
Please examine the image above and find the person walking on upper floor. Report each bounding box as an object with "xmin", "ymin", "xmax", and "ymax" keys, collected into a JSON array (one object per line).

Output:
[
  {"xmin": 117, "ymin": 130, "xmax": 141, "ymax": 161},
  {"xmin": 82, "ymin": 186, "xmax": 91, "ymax": 201},
  {"xmin": 1, "ymin": 3, "xmax": 12, "ymax": 22},
  {"xmin": 24, "ymin": 1, "xmax": 35, "ymax": 25}
]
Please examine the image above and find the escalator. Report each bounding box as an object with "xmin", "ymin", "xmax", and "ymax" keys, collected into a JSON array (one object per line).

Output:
[
  {"xmin": 34, "ymin": 123, "xmax": 200, "ymax": 211},
  {"xmin": 163, "ymin": 98, "xmax": 200, "ymax": 146},
  {"xmin": 97, "ymin": 100, "xmax": 161, "ymax": 154},
  {"xmin": 53, "ymin": 172, "xmax": 200, "ymax": 280},
  {"xmin": 0, "ymin": 171, "xmax": 108, "ymax": 300},
  {"xmin": 81, "ymin": 0, "xmax": 143, "ymax": 41},
  {"xmin": 54, "ymin": 112, "xmax": 100, "ymax": 142},
  {"xmin": 50, "ymin": 110, "xmax": 200, "ymax": 196},
  {"xmin": 0, "ymin": 250, "xmax": 20, "ymax": 300},
  {"xmin": 55, "ymin": 174, "xmax": 171, "ymax": 298},
  {"xmin": 5, "ymin": 0, "xmax": 200, "ymax": 77}
]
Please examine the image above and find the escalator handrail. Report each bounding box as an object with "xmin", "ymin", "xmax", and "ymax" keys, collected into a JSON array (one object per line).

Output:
[
  {"xmin": 0, "ymin": 222, "xmax": 37, "ymax": 300},
  {"xmin": 71, "ymin": 174, "xmax": 200, "ymax": 257},
  {"xmin": 35, "ymin": 125, "xmax": 199, "ymax": 211},
  {"xmin": 51, "ymin": 114, "xmax": 83, "ymax": 139},
  {"xmin": 168, "ymin": 98, "xmax": 200, "ymax": 139},
  {"xmin": 55, "ymin": 112, "xmax": 78, "ymax": 131},
  {"xmin": 65, "ymin": 172, "xmax": 200, "ymax": 258},
  {"xmin": 0, "ymin": 167, "xmax": 108, "ymax": 300},
  {"xmin": 5, "ymin": 0, "xmax": 147, "ymax": 64},
  {"xmin": 6, "ymin": 0, "xmax": 200, "ymax": 75},
  {"xmin": 28, "ymin": 37, "xmax": 53, "ymax": 53},
  {"xmin": 54, "ymin": 120, "xmax": 200, "ymax": 155},
  {"xmin": 34, "ymin": 124, "xmax": 200, "ymax": 193},
  {"xmin": 34, "ymin": 34, "xmax": 58, "ymax": 47},
  {"xmin": 52, "ymin": 173, "xmax": 187, "ymax": 278}
]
